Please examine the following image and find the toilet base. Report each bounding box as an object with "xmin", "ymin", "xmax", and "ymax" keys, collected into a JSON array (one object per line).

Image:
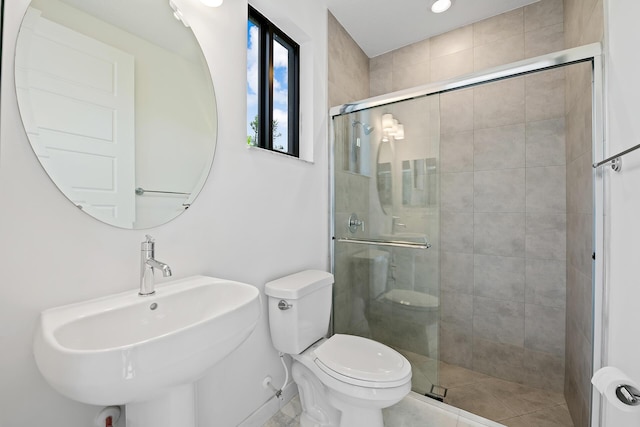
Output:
[
  {"xmin": 291, "ymin": 353, "xmax": 408, "ymax": 427},
  {"xmin": 294, "ymin": 361, "xmax": 340, "ymax": 427}
]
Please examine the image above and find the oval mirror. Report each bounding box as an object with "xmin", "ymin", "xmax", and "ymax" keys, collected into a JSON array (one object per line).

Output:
[
  {"xmin": 376, "ymin": 141, "xmax": 393, "ymax": 215},
  {"xmin": 14, "ymin": 0, "xmax": 217, "ymax": 229}
]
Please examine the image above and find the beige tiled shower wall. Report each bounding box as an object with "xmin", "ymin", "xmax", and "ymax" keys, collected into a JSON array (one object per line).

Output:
[
  {"xmin": 564, "ymin": 0, "xmax": 603, "ymax": 426},
  {"xmin": 368, "ymin": 0, "xmax": 569, "ymax": 392},
  {"xmin": 437, "ymin": 69, "xmax": 568, "ymax": 392},
  {"xmin": 369, "ymin": 0, "xmax": 565, "ymax": 96},
  {"xmin": 328, "ymin": 12, "xmax": 369, "ymax": 108},
  {"xmin": 328, "ymin": 12, "xmax": 372, "ymax": 334},
  {"xmin": 329, "ymin": 3, "xmax": 599, "ymax": 425}
]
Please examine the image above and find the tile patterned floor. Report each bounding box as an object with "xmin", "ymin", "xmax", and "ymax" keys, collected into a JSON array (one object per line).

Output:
[
  {"xmin": 402, "ymin": 348, "xmax": 575, "ymax": 427},
  {"xmin": 262, "ymin": 395, "xmax": 301, "ymax": 427},
  {"xmin": 263, "ymin": 353, "xmax": 575, "ymax": 427},
  {"xmin": 263, "ymin": 391, "xmax": 510, "ymax": 427}
]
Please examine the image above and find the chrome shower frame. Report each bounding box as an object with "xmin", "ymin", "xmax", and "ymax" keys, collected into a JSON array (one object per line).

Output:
[{"xmin": 329, "ymin": 42, "xmax": 605, "ymax": 427}]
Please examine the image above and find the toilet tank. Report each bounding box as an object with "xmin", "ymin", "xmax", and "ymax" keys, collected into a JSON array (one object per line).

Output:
[{"xmin": 265, "ymin": 270, "xmax": 334, "ymax": 354}]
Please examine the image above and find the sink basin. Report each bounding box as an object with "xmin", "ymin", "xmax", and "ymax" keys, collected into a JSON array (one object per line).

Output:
[{"xmin": 34, "ymin": 276, "xmax": 260, "ymax": 406}]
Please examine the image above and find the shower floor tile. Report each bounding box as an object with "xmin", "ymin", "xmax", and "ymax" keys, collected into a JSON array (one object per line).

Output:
[{"xmin": 397, "ymin": 348, "xmax": 575, "ymax": 427}]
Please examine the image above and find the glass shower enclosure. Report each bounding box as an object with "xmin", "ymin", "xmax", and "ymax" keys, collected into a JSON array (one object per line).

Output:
[
  {"xmin": 332, "ymin": 95, "xmax": 442, "ymax": 396},
  {"xmin": 330, "ymin": 46, "xmax": 604, "ymax": 424}
]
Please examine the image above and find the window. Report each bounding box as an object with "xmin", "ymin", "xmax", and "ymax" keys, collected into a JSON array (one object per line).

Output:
[{"xmin": 247, "ymin": 6, "xmax": 300, "ymax": 157}]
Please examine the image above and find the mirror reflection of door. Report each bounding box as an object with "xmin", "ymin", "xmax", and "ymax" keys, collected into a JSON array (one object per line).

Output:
[
  {"xmin": 14, "ymin": 0, "xmax": 218, "ymax": 230},
  {"xmin": 402, "ymin": 158, "xmax": 437, "ymax": 207},
  {"xmin": 16, "ymin": 8, "xmax": 135, "ymax": 227}
]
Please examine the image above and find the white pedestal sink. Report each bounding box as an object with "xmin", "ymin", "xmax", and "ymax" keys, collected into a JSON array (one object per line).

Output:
[{"xmin": 33, "ymin": 276, "xmax": 261, "ymax": 426}]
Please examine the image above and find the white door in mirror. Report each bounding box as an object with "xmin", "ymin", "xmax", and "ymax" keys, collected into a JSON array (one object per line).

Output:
[{"xmin": 16, "ymin": 8, "xmax": 136, "ymax": 228}]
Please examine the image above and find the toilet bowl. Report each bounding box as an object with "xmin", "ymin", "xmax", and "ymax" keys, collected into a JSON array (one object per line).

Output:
[
  {"xmin": 350, "ymin": 246, "xmax": 440, "ymax": 356},
  {"xmin": 371, "ymin": 289, "xmax": 440, "ymax": 357},
  {"xmin": 348, "ymin": 249, "xmax": 391, "ymax": 336},
  {"xmin": 265, "ymin": 270, "xmax": 412, "ymax": 427},
  {"xmin": 380, "ymin": 288, "xmax": 439, "ymax": 322}
]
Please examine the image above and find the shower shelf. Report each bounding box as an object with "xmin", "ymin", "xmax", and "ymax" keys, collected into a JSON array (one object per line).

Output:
[{"xmin": 333, "ymin": 237, "xmax": 431, "ymax": 250}]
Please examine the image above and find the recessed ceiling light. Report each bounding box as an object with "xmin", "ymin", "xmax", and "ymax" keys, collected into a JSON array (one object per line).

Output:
[{"xmin": 431, "ymin": 0, "xmax": 452, "ymax": 13}]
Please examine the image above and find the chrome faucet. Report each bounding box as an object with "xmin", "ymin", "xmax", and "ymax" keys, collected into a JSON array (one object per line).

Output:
[
  {"xmin": 139, "ymin": 235, "xmax": 172, "ymax": 296},
  {"xmin": 392, "ymin": 216, "xmax": 407, "ymax": 234}
]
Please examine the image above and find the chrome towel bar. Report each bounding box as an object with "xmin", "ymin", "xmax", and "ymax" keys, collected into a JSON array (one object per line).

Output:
[
  {"xmin": 135, "ymin": 187, "xmax": 191, "ymax": 196},
  {"xmin": 334, "ymin": 237, "xmax": 431, "ymax": 250},
  {"xmin": 593, "ymin": 142, "xmax": 640, "ymax": 172}
]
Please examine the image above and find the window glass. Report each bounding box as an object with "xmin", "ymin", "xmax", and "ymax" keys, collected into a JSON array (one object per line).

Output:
[
  {"xmin": 247, "ymin": 7, "xmax": 299, "ymax": 157},
  {"xmin": 272, "ymin": 38, "xmax": 288, "ymax": 152},
  {"xmin": 246, "ymin": 19, "xmax": 260, "ymax": 147}
]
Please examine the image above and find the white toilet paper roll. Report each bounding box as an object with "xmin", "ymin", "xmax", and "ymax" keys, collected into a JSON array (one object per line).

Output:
[{"xmin": 592, "ymin": 366, "xmax": 640, "ymax": 412}]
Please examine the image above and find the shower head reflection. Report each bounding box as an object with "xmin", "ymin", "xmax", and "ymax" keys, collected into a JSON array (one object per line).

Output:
[{"xmin": 352, "ymin": 120, "xmax": 374, "ymax": 135}]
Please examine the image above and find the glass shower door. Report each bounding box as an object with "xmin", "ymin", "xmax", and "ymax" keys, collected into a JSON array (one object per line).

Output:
[{"xmin": 332, "ymin": 94, "xmax": 441, "ymax": 396}]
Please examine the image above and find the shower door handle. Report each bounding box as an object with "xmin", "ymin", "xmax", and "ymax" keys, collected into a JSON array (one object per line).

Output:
[{"xmin": 348, "ymin": 213, "xmax": 365, "ymax": 233}]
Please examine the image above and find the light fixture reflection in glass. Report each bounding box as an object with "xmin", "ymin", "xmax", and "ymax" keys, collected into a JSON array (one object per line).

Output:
[
  {"xmin": 382, "ymin": 113, "xmax": 394, "ymax": 131},
  {"xmin": 200, "ymin": 0, "xmax": 224, "ymax": 6},
  {"xmin": 380, "ymin": 113, "xmax": 405, "ymax": 142},
  {"xmin": 431, "ymin": 0, "xmax": 451, "ymax": 13}
]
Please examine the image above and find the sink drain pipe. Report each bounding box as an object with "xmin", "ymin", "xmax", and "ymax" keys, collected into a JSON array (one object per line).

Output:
[{"xmin": 94, "ymin": 406, "xmax": 121, "ymax": 427}]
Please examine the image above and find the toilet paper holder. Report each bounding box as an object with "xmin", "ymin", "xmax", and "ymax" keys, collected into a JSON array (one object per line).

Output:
[{"xmin": 616, "ymin": 384, "xmax": 640, "ymax": 406}]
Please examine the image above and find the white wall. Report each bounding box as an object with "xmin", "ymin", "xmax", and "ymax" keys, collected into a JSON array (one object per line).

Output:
[
  {"xmin": 603, "ymin": 0, "xmax": 640, "ymax": 425},
  {"xmin": 0, "ymin": 0, "xmax": 328, "ymax": 426}
]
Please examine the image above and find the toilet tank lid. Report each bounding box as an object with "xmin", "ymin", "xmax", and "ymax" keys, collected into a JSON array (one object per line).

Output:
[{"xmin": 265, "ymin": 270, "xmax": 334, "ymax": 299}]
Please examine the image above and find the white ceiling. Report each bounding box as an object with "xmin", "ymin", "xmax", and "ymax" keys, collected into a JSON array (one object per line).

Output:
[
  {"xmin": 327, "ymin": 0, "xmax": 540, "ymax": 58},
  {"xmin": 44, "ymin": 0, "xmax": 201, "ymax": 61}
]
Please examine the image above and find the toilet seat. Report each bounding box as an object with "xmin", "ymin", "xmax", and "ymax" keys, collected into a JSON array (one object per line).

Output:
[{"xmin": 312, "ymin": 334, "xmax": 411, "ymax": 388}]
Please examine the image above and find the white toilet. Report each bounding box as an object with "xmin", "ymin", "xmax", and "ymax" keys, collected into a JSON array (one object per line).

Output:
[{"xmin": 265, "ymin": 270, "xmax": 412, "ymax": 427}]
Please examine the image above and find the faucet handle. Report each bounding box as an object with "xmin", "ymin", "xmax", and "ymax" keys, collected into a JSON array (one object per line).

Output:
[
  {"xmin": 142, "ymin": 235, "xmax": 155, "ymax": 251},
  {"xmin": 391, "ymin": 216, "xmax": 407, "ymax": 232}
]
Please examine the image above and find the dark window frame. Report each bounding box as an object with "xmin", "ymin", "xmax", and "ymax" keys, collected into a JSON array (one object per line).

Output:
[
  {"xmin": 0, "ymin": 0, "xmax": 4, "ymax": 89},
  {"xmin": 249, "ymin": 6, "xmax": 300, "ymax": 157}
]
